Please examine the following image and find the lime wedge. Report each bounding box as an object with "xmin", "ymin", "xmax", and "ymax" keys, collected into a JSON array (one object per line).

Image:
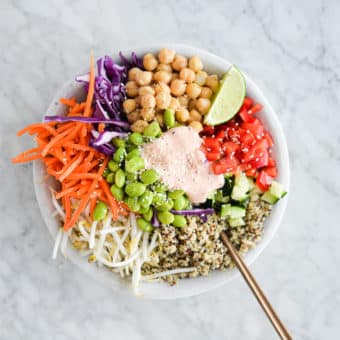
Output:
[{"xmin": 204, "ymin": 66, "xmax": 246, "ymax": 125}]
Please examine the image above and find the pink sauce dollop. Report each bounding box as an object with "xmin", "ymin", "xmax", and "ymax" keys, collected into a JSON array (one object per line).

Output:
[{"xmin": 141, "ymin": 126, "xmax": 224, "ymax": 203}]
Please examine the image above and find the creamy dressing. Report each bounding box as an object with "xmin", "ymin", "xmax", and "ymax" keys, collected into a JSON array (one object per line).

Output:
[{"xmin": 141, "ymin": 126, "xmax": 224, "ymax": 203}]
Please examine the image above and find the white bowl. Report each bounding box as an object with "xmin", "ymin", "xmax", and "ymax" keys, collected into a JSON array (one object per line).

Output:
[{"xmin": 33, "ymin": 44, "xmax": 290, "ymax": 299}]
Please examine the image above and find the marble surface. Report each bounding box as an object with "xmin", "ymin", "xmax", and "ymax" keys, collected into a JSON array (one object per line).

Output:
[{"xmin": 1, "ymin": 0, "xmax": 340, "ymax": 339}]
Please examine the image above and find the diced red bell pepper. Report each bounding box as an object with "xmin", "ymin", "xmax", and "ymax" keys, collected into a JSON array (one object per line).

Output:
[
  {"xmin": 212, "ymin": 156, "xmax": 238, "ymax": 175},
  {"xmin": 204, "ymin": 137, "xmax": 221, "ymax": 150},
  {"xmin": 264, "ymin": 132, "xmax": 274, "ymax": 147},
  {"xmin": 256, "ymin": 170, "xmax": 273, "ymax": 191},
  {"xmin": 264, "ymin": 166, "xmax": 278, "ymax": 178},
  {"xmin": 239, "ymin": 108, "xmax": 256, "ymax": 123},
  {"xmin": 246, "ymin": 168, "xmax": 257, "ymax": 177},
  {"xmin": 241, "ymin": 121, "xmax": 264, "ymax": 139},
  {"xmin": 206, "ymin": 151, "xmax": 220, "ymax": 161},
  {"xmin": 202, "ymin": 125, "xmax": 215, "ymax": 135},
  {"xmin": 248, "ymin": 103, "xmax": 263, "ymax": 115},
  {"xmin": 267, "ymin": 157, "xmax": 276, "ymax": 167},
  {"xmin": 222, "ymin": 141, "xmax": 239, "ymax": 154},
  {"xmin": 242, "ymin": 97, "xmax": 254, "ymax": 110}
]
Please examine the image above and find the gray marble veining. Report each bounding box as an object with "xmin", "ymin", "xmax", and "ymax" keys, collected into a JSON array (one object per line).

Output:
[{"xmin": 1, "ymin": 0, "xmax": 340, "ymax": 339}]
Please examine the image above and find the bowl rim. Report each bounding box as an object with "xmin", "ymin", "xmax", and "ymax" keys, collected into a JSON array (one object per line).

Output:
[{"xmin": 33, "ymin": 43, "xmax": 290, "ymax": 299}]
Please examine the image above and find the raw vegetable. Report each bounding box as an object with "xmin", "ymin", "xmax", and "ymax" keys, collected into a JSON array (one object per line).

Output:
[
  {"xmin": 201, "ymin": 96, "xmax": 278, "ymax": 191},
  {"xmin": 12, "ymin": 55, "xmax": 128, "ymax": 231}
]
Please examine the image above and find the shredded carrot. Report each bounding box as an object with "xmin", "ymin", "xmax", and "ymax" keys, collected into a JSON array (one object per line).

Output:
[
  {"xmin": 84, "ymin": 51, "xmax": 95, "ymax": 117},
  {"xmin": 12, "ymin": 54, "xmax": 127, "ymax": 231},
  {"xmin": 98, "ymin": 123, "xmax": 105, "ymax": 133}
]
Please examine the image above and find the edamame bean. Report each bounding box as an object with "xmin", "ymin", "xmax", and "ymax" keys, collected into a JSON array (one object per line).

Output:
[
  {"xmin": 143, "ymin": 121, "xmax": 161, "ymax": 137},
  {"xmin": 126, "ymin": 172, "xmax": 137, "ymax": 182},
  {"xmin": 113, "ymin": 147, "xmax": 126, "ymax": 163},
  {"xmin": 138, "ymin": 205, "xmax": 149, "ymax": 214},
  {"xmin": 125, "ymin": 182, "xmax": 146, "ymax": 197},
  {"xmin": 93, "ymin": 201, "xmax": 108, "ymax": 221},
  {"xmin": 110, "ymin": 185, "xmax": 124, "ymax": 201},
  {"xmin": 112, "ymin": 137, "xmax": 126, "ymax": 148},
  {"xmin": 140, "ymin": 169, "xmax": 159, "ymax": 185},
  {"xmin": 129, "ymin": 132, "xmax": 144, "ymax": 146},
  {"xmin": 157, "ymin": 211, "xmax": 175, "ymax": 225},
  {"xmin": 168, "ymin": 190, "xmax": 185, "ymax": 199},
  {"xmin": 115, "ymin": 169, "xmax": 125, "ymax": 188},
  {"xmin": 125, "ymin": 156, "xmax": 145, "ymax": 173},
  {"xmin": 154, "ymin": 183, "xmax": 167, "ymax": 192},
  {"xmin": 172, "ymin": 215, "xmax": 187, "ymax": 228},
  {"xmin": 136, "ymin": 217, "xmax": 153, "ymax": 232},
  {"xmin": 143, "ymin": 208, "xmax": 153, "ymax": 222},
  {"xmin": 152, "ymin": 192, "xmax": 167, "ymax": 206},
  {"xmin": 106, "ymin": 172, "xmax": 115, "ymax": 184},
  {"xmin": 139, "ymin": 190, "xmax": 154, "ymax": 207},
  {"xmin": 164, "ymin": 108, "xmax": 175, "ymax": 128},
  {"xmin": 156, "ymin": 199, "xmax": 174, "ymax": 212},
  {"xmin": 126, "ymin": 148, "xmax": 140, "ymax": 160},
  {"xmin": 108, "ymin": 160, "xmax": 119, "ymax": 172},
  {"xmin": 125, "ymin": 197, "xmax": 140, "ymax": 212},
  {"xmin": 173, "ymin": 195, "xmax": 186, "ymax": 210},
  {"xmin": 102, "ymin": 168, "xmax": 110, "ymax": 178}
]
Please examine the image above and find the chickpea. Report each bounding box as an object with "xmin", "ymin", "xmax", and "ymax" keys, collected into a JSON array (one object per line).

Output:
[
  {"xmin": 206, "ymin": 75, "xmax": 219, "ymax": 92},
  {"xmin": 157, "ymin": 63, "xmax": 172, "ymax": 73},
  {"xmin": 156, "ymin": 113, "xmax": 165, "ymax": 127},
  {"xmin": 189, "ymin": 121, "xmax": 203, "ymax": 132},
  {"xmin": 139, "ymin": 86, "xmax": 155, "ymax": 96},
  {"xmin": 169, "ymin": 97, "xmax": 180, "ymax": 110},
  {"xmin": 178, "ymin": 96, "xmax": 189, "ymax": 108},
  {"xmin": 154, "ymin": 82, "xmax": 171, "ymax": 94},
  {"xmin": 171, "ymin": 55, "xmax": 188, "ymax": 71},
  {"xmin": 122, "ymin": 99, "xmax": 136, "ymax": 113},
  {"xmin": 188, "ymin": 56, "xmax": 203, "ymax": 72},
  {"xmin": 158, "ymin": 48, "xmax": 176, "ymax": 64},
  {"xmin": 153, "ymin": 71, "xmax": 172, "ymax": 84},
  {"xmin": 195, "ymin": 71, "xmax": 208, "ymax": 86},
  {"xmin": 155, "ymin": 91, "xmax": 171, "ymax": 109},
  {"xmin": 188, "ymin": 99, "xmax": 197, "ymax": 111},
  {"xmin": 134, "ymin": 96, "xmax": 141, "ymax": 106},
  {"xmin": 143, "ymin": 53, "xmax": 158, "ymax": 71},
  {"xmin": 188, "ymin": 109, "xmax": 202, "ymax": 122},
  {"xmin": 200, "ymin": 86, "xmax": 213, "ymax": 99},
  {"xmin": 179, "ymin": 68, "xmax": 195, "ymax": 83},
  {"xmin": 186, "ymin": 82, "xmax": 201, "ymax": 99},
  {"xmin": 172, "ymin": 73, "xmax": 179, "ymax": 81},
  {"xmin": 140, "ymin": 107, "xmax": 155, "ymax": 121},
  {"xmin": 128, "ymin": 67, "xmax": 141, "ymax": 81},
  {"xmin": 131, "ymin": 119, "xmax": 148, "ymax": 133},
  {"xmin": 125, "ymin": 81, "xmax": 139, "ymax": 97},
  {"xmin": 170, "ymin": 79, "xmax": 186, "ymax": 96},
  {"xmin": 196, "ymin": 98, "xmax": 211, "ymax": 114},
  {"xmin": 127, "ymin": 110, "xmax": 141, "ymax": 123},
  {"xmin": 135, "ymin": 71, "xmax": 153, "ymax": 86},
  {"xmin": 175, "ymin": 108, "xmax": 189, "ymax": 123},
  {"xmin": 140, "ymin": 94, "xmax": 156, "ymax": 109}
]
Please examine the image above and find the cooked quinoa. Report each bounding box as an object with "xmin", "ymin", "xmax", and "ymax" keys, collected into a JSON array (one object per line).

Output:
[{"xmin": 142, "ymin": 193, "xmax": 272, "ymax": 285}]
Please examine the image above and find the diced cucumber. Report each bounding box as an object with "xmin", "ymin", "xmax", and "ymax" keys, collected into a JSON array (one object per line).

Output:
[
  {"xmin": 228, "ymin": 217, "xmax": 245, "ymax": 228},
  {"xmin": 231, "ymin": 173, "xmax": 254, "ymax": 201},
  {"xmin": 246, "ymin": 176, "xmax": 255, "ymax": 191},
  {"xmin": 221, "ymin": 204, "xmax": 245, "ymax": 218},
  {"xmin": 234, "ymin": 173, "xmax": 249, "ymax": 190},
  {"xmin": 269, "ymin": 181, "xmax": 286, "ymax": 199},
  {"xmin": 215, "ymin": 190, "xmax": 230, "ymax": 203},
  {"xmin": 231, "ymin": 186, "xmax": 248, "ymax": 201},
  {"xmin": 261, "ymin": 191, "xmax": 279, "ymax": 204}
]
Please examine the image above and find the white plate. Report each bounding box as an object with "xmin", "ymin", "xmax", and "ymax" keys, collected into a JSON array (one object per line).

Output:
[{"xmin": 33, "ymin": 44, "xmax": 290, "ymax": 299}]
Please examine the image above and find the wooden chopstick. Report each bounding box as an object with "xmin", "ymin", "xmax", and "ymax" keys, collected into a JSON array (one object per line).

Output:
[{"xmin": 220, "ymin": 231, "xmax": 292, "ymax": 340}]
